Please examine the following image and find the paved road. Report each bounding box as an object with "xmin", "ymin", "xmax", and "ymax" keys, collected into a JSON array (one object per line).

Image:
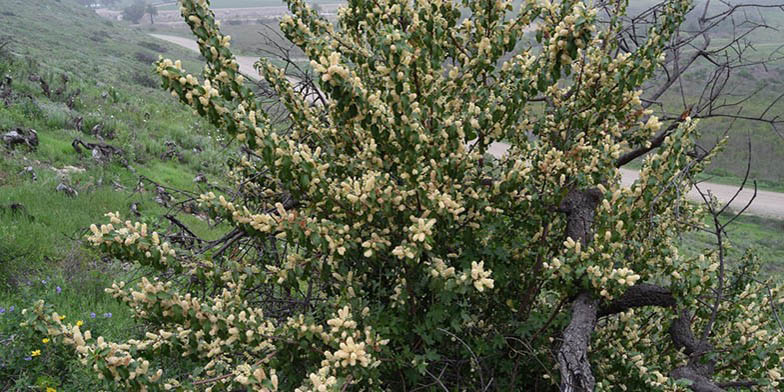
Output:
[{"xmin": 152, "ymin": 33, "xmax": 784, "ymax": 220}]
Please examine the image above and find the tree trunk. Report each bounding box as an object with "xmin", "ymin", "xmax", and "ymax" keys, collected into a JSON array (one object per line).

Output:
[{"xmin": 558, "ymin": 292, "xmax": 599, "ymax": 392}]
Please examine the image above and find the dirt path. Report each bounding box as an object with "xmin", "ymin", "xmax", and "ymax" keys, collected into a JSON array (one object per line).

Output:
[
  {"xmin": 150, "ymin": 33, "xmax": 263, "ymax": 80},
  {"xmin": 152, "ymin": 33, "xmax": 784, "ymax": 220}
]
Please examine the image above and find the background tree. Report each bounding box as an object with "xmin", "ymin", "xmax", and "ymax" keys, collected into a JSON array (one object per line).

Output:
[
  {"xmin": 24, "ymin": 0, "xmax": 784, "ymax": 391},
  {"xmin": 145, "ymin": 3, "xmax": 157, "ymax": 25},
  {"xmin": 122, "ymin": 0, "xmax": 146, "ymax": 24}
]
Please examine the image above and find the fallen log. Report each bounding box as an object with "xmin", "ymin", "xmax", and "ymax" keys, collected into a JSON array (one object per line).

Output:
[
  {"xmin": 71, "ymin": 138, "xmax": 124, "ymax": 163},
  {"xmin": 2, "ymin": 128, "xmax": 38, "ymax": 150}
]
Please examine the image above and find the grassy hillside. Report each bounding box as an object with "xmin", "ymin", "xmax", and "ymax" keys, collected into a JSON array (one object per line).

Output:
[
  {"xmin": 0, "ymin": 1, "xmax": 231, "ymax": 389},
  {"xmin": 0, "ymin": 0, "xmax": 231, "ymax": 276},
  {"xmin": 633, "ymin": 0, "xmax": 784, "ymax": 184}
]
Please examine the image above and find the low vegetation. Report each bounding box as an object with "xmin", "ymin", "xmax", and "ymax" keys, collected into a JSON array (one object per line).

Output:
[{"xmin": 0, "ymin": 0, "xmax": 231, "ymax": 388}]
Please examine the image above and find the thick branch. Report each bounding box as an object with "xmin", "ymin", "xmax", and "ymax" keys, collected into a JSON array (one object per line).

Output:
[
  {"xmin": 598, "ymin": 283, "xmax": 676, "ymax": 317},
  {"xmin": 716, "ymin": 380, "xmax": 757, "ymax": 389},
  {"xmin": 670, "ymin": 366, "xmax": 725, "ymax": 392},
  {"xmin": 555, "ymin": 188, "xmax": 603, "ymax": 391},
  {"xmin": 669, "ymin": 310, "xmax": 723, "ymax": 392},
  {"xmin": 615, "ymin": 121, "xmax": 680, "ymax": 167},
  {"xmin": 670, "ymin": 310, "xmax": 713, "ymax": 356},
  {"xmin": 558, "ymin": 292, "xmax": 598, "ymax": 392},
  {"xmin": 559, "ymin": 188, "xmax": 602, "ymax": 245}
]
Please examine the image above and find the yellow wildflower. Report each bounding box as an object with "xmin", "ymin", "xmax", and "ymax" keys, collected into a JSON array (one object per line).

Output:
[{"xmin": 31, "ymin": 350, "xmax": 41, "ymax": 357}]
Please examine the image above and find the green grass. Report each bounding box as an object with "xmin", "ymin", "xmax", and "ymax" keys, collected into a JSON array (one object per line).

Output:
[
  {"xmin": 0, "ymin": 2, "xmax": 234, "ymax": 388},
  {"xmin": 680, "ymin": 213, "xmax": 784, "ymax": 276},
  {"xmin": 0, "ymin": 264, "xmax": 137, "ymax": 390}
]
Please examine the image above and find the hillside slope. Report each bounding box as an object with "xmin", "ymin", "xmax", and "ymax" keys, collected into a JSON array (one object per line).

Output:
[{"xmin": 0, "ymin": 2, "xmax": 230, "ymax": 389}]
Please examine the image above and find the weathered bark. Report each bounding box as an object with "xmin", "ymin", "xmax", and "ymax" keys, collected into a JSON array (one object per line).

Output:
[
  {"xmin": 668, "ymin": 310, "xmax": 725, "ymax": 392},
  {"xmin": 72, "ymin": 138, "xmax": 124, "ymax": 163},
  {"xmin": 558, "ymin": 292, "xmax": 599, "ymax": 392},
  {"xmin": 2, "ymin": 128, "xmax": 38, "ymax": 150},
  {"xmin": 559, "ymin": 188, "xmax": 602, "ymax": 245},
  {"xmin": 598, "ymin": 283, "xmax": 676, "ymax": 317},
  {"xmin": 670, "ymin": 366, "xmax": 725, "ymax": 392},
  {"xmin": 556, "ymin": 188, "xmax": 603, "ymax": 390}
]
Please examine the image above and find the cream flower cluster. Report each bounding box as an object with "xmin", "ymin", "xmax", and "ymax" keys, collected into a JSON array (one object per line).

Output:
[{"xmin": 87, "ymin": 212, "xmax": 175, "ymax": 266}]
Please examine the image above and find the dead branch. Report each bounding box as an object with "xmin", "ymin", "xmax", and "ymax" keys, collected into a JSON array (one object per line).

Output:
[
  {"xmin": 71, "ymin": 138, "xmax": 124, "ymax": 163},
  {"xmin": 2, "ymin": 128, "xmax": 38, "ymax": 150}
]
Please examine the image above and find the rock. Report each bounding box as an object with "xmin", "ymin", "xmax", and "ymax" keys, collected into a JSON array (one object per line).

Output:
[
  {"xmin": 154, "ymin": 186, "xmax": 171, "ymax": 206},
  {"xmin": 72, "ymin": 138, "xmax": 124, "ymax": 163},
  {"xmin": 20, "ymin": 166, "xmax": 36, "ymax": 181},
  {"xmin": 161, "ymin": 140, "xmax": 184, "ymax": 162},
  {"xmin": 0, "ymin": 75, "xmax": 12, "ymax": 106},
  {"xmin": 112, "ymin": 181, "xmax": 126, "ymax": 191},
  {"xmin": 90, "ymin": 123, "xmax": 103, "ymax": 137},
  {"xmin": 55, "ymin": 183, "xmax": 78, "ymax": 197},
  {"xmin": 130, "ymin": 202, "xmax": 141, "ymax": 216},
  {"xmin": 53, "ymin": 165, "xmax": 85, "ymax": 178},
  {"xmin": 72, "ymin": 116, "xmax": 84, "ymax": 132}
]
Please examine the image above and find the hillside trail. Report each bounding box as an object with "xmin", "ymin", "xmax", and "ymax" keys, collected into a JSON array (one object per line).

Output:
[
  {"xmin": 152, "ymin": 33, "xmax": 784, "ymax": 220},
  {"xmin": 149, "ymin": 34, "xmax": 264, "ymax": 81}
]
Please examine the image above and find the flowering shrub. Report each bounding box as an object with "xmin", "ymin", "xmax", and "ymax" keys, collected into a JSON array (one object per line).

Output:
[{"xmin": 24, "ymin": 0, "xmax": 784, "ymax": 390}]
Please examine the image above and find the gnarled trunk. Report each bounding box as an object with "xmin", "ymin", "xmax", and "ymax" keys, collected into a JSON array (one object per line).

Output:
[{"xmin": 558, "ymin": 292, "xmax": 598, "ymax": 392}]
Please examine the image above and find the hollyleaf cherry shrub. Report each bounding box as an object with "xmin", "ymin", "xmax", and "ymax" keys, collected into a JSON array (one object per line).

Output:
[{"xmin": 24, "ymin": 0, "xmax": 784, "ymax": 390}]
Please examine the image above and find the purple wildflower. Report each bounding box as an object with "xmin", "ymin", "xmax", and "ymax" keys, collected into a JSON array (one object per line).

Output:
[
  {"xmin": 56, "ymin": 286, "xmax": 62, "ymax": 294},
  {"xmin": 0, "ymin": 308, "xmax": 5, "ymax": 314},
  {"xmin": 90, "ymin": 312, "xmax": 96, "ymax": 318},
  {"xmin": 104, "ymin": 312, "xmax": 112, "ymax": 318},
  {"xmin": 8, "ymin": 306, "xmax": 13, "ymax": 312},
  {"xmin": 41, "ymin": 279, "xmax": 47, "ymax": 284},
  {"xmin": 23, "ymin": 356, "xmax": 32, "ymax": 361}
]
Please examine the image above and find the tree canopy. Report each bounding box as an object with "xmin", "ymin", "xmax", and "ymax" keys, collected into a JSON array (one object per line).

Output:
[
  {"xmin": 24, "ymin": 0, "xmax": 784, "ymax": 391},
  {"xmin": 146, "ymin": 3, "xmax": 158, "ymax": 24},
  {"xmin": 122, "ymin": 0, "xmax": 146, "ymax": 24}
]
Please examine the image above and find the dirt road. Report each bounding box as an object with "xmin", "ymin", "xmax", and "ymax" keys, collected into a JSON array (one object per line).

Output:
[
  {"xmin": 150, "ymin": 34, "xmax": 263, "ymax": 80},
  {"xmin": 152, "ymin": 33, "xmax": 784, "ymax": 220},
  {"xmin": 488, "ymin": 142, "xmax": 784, "ymax": 219}
]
